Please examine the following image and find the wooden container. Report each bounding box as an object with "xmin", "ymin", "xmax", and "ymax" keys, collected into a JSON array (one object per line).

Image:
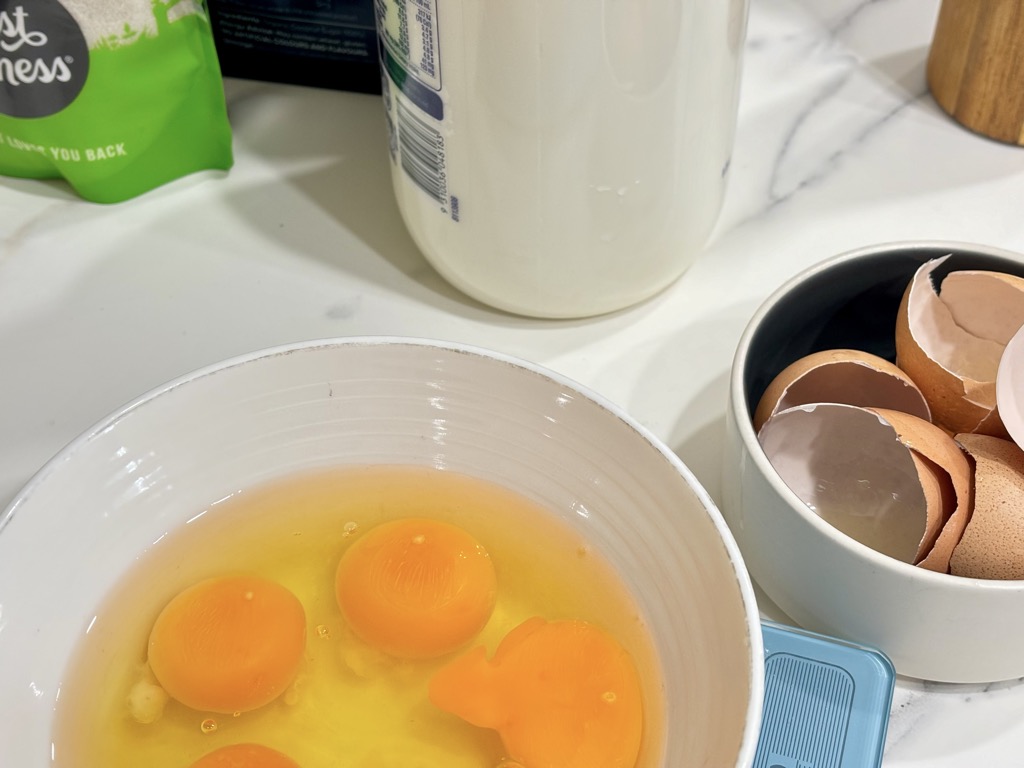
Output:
[{"xmin": 927, "ymin": 0, "xmax": 1024, "ymax": 145}]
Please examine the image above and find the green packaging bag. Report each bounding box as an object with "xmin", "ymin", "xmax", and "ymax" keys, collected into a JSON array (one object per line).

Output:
[{"xmin": 0, "ymin": 0, "xmax": 233, "ymax": 203}]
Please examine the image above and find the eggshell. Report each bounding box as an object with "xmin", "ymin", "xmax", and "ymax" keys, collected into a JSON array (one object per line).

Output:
[
  {"xmin": 940, "ymin": 270, "xmax": 1024, "ymax": 342},
  {"xmin": 753, "ymin": 348, "xmax": 931, "ymax": 432},
  {"xmin": 907, "ymin": 450, "xmax": 952, "ymax": 562},
  {"xmin": 949, "ymin": 434, "xmax": 1024, "ymax": 580},
  {"xmin": 759, "ymin": 403, "xmax": 969, "ymax": 568},
  {"xmin": 895, "ymin": 256, "xmax": 1024, "ymax": 437},
  {"xmin": 758, "ymin": 403, "xmax": 928, "ymax": 564},
  {"xmin": 867, "ymin": 408, "xmax": 971, "ymax": 572},
  {"xmin": 996, "ymin": 325, "xmax": 1024, "ymax": 453}
]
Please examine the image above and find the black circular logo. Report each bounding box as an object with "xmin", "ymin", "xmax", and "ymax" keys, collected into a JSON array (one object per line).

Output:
[{"xmin": 0, "ymin": 1, "xmax": 89, "ymax": 118}]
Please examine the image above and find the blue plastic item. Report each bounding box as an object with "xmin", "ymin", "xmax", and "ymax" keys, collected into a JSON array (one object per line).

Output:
[{"xmin": 755, "ymin": 621, "xmax": 895, "ymax": 768}]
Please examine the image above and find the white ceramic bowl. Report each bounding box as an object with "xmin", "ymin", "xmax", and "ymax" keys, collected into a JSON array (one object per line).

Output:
[
  {"xmin": 0, "ymin": 337, "xmax": 763, "ymax": 766},
  {"xmin": 723, "ymin": 241, "xmax": 1024, "ymax": 683}
]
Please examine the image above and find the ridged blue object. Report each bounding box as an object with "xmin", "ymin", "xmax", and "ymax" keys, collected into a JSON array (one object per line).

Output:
[{"xmin": 755, "ymin": 622, "xmax": 895, "ymax": 768}]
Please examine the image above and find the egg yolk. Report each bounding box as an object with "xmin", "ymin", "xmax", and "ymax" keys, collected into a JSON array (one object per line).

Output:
[
  {"xmin": 429, "ymin": 617, "xmax": 644, "ymax": 768},
  {"xmin": 335, "ymin": 517, "xmax": 497, "ymax": 659},
  {"xmin": 148, "ymin": 575, "xmax": 306, "ymax": 714},
  {"xmin": 188, "ymin": 743, "xmax": 300, "ymax": 768}
]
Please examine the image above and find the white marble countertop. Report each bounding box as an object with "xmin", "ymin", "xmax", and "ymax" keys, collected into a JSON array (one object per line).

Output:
[{"xmin": 3, "ymin": 0, "xmax": 1024, "ymax": 764}]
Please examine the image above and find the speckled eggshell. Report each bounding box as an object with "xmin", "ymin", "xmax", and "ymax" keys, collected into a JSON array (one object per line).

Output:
[
  {"xmin": 949, "ymin": 434, "xmax": 1024, "ymax": 580},
  {"xmin": 895, "ymin": 257, "xmax": 1024, "ymax": 438}
]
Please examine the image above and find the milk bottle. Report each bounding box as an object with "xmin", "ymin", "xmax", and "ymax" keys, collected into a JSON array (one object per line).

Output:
[{"xmin": 375, "ymin": 0, "xmax": 748, "ymax": 318}]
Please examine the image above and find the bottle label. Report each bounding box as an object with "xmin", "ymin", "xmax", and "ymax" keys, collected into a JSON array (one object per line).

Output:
[
  {"xmin": 377, "ymin": 0, "xmax": 440, "ymax": 91},
  {"xmin": 375, "ymin": 0, "xmax": 456, "ymax": 220}
]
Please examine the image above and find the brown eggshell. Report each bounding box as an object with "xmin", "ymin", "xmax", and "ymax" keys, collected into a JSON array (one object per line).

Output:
[
  {"xmin": 868, "ymin": 408, "xmax": 970, "ymax": 571},
  {"xmin": 940, "ymin": 270, "xmax": 1024, "ymax": 342},
  {"xmin": 758, "ymin": 404, "xmax": 927, "ymax": 563},
  {"xmin": 753, "ymin": 348, "xmax": 931, "ymax": 433},
  {"xmin": 949, "ymin": 434, "xmax": 1024, "ymax": 580},
  {"xmin": 895, "ymin": 257, "xmax": 1024, "ymax": 437},
  {"xmin": 757, "ymin": 403, "xmax": 966, "ymax": 564},
  {"xmin": 908, "ymin": 450, "xmax": 951, "ymax": 563}
]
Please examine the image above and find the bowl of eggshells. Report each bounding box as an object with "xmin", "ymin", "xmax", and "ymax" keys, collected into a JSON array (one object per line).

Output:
[
  {"xmin": 722, "ymin": 240, "xmax": 1024, "ymax": 683},
  {"xmin": 0, "ymin": 337, "xmax": 764, "ymax": 768}
]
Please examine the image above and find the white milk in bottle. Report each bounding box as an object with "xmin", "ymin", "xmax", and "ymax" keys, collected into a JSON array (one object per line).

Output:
[{"xmin": 375, "ymin": 0, "xmax": 748, "ymax": 318}]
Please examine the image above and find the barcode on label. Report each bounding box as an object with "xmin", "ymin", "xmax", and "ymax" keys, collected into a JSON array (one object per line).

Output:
[{"xmin": 397, "ymin": 100, "xmax": 447, "ymax": 204}]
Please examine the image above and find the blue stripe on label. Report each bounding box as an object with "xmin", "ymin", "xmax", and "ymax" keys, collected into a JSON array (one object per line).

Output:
[{"xmin": 379, "ymin": 40, "xmax": 444, "ymax": 120}]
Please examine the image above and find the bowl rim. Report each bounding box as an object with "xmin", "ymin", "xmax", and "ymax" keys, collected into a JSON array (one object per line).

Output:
[
  {"xmin": 3, "ymin": 334, "xmax": 767, "ymax": 766},
  {"xmin": 730, "ymin": 240, "xmax": 1024, "ymax": 593}
]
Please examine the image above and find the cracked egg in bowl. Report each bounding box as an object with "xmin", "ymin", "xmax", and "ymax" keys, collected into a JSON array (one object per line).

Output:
[{"xmin": 0, "ymin": 337, "xmax": 763, "ymax": 768}]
